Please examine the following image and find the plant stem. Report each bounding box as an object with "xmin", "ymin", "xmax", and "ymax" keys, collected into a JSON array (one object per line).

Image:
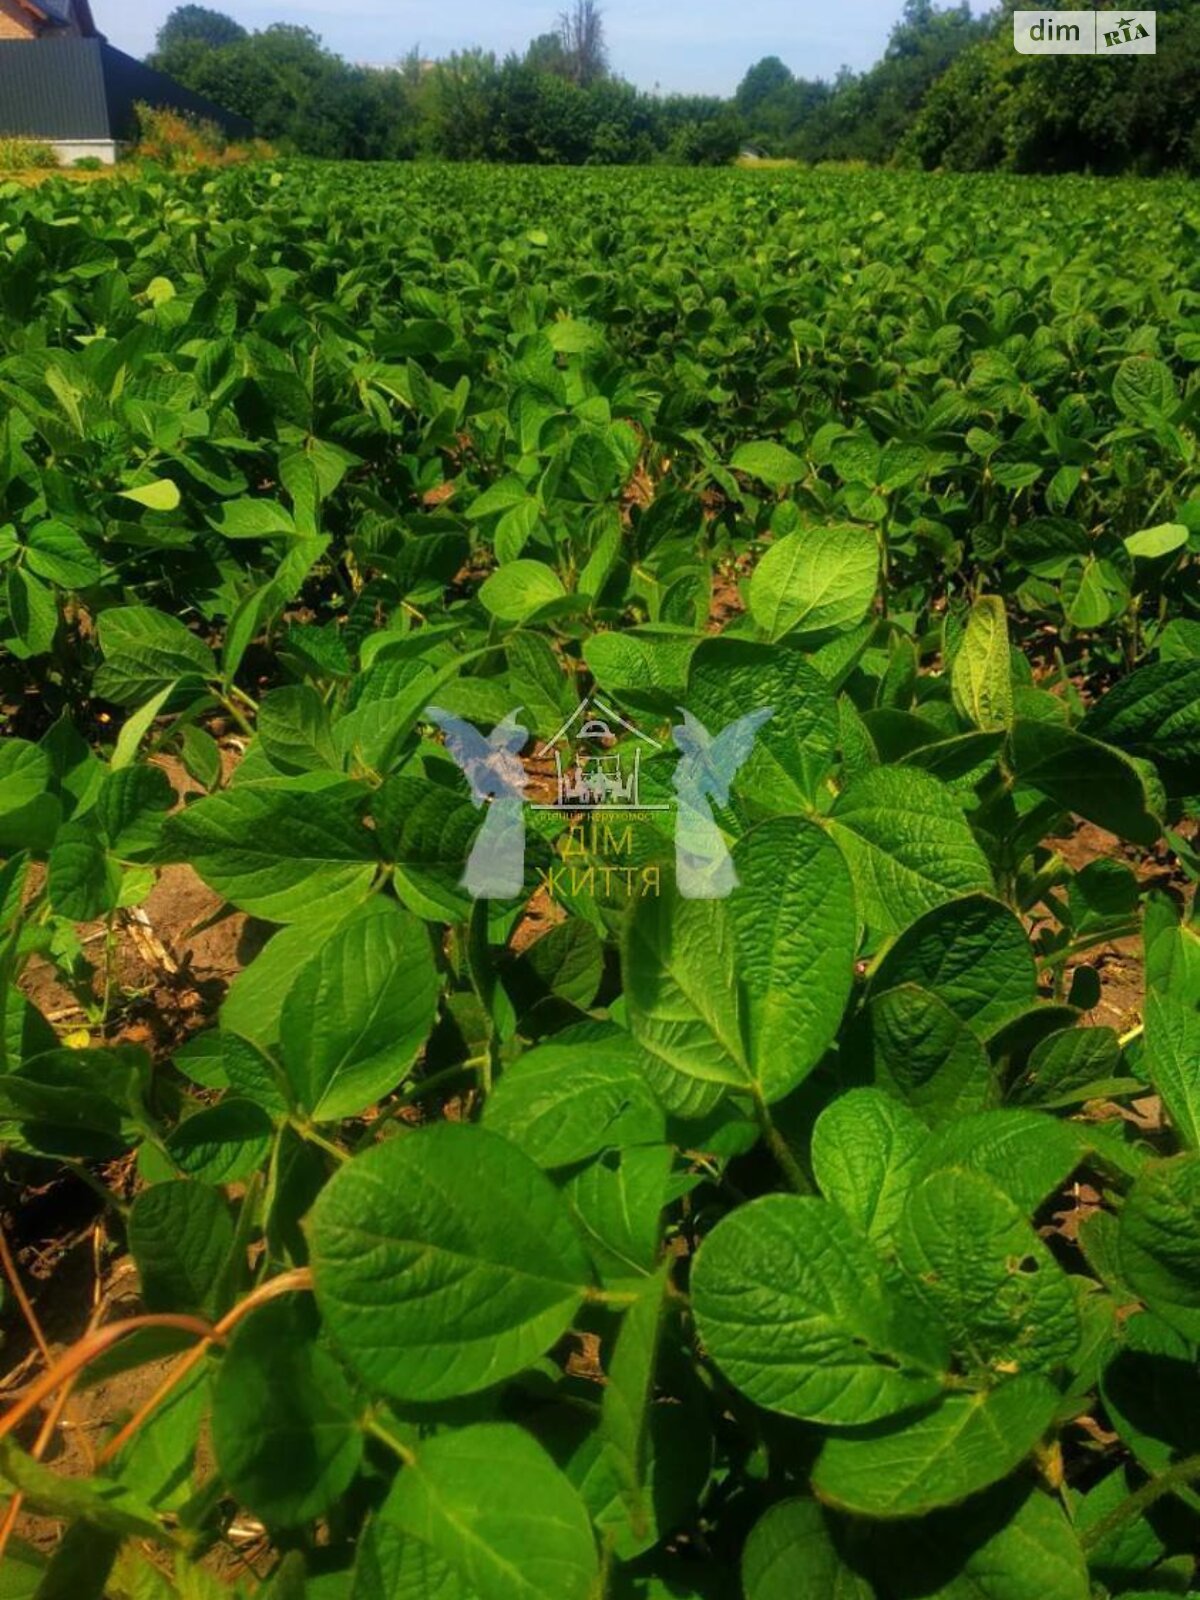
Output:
[
  {"xmin": 351, "ymin": 1061, "xmax": 484, "ymax": 1152},
  {"xmin": 228, "ymin": 683, "xmax": 260, "ymax": 714},
  {"xmin": 217, "ymin": 692, "xmax": 255, "ymax": 736},
  {"xmin": 367, "ymin": 1417, "xmax": 416, "ymax": 1467},
  {"xmin": 1080, "ymin": 1453, "xmax": 1200, "ymax": 1554},
  {"xmin": 751, "ymin": 1090, "xmax": 811, "ymax": 1195},
  {"xmin": 584, "ymin": 1286, "xmax": 644, "ymax": 1310},
  {"xmin": 291, "ymin": 1121, "xmax": 351, "ymax": 1163}
]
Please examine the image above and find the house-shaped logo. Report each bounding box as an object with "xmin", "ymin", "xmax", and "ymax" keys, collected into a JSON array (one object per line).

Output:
[{"xmin": 533, "ymin": 696, "xmax": 670, "ymax": 813}]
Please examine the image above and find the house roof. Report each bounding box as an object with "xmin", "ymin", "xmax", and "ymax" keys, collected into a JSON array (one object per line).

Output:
[
  {"xmin": 0, "ymin": 38, "xmax": 253, "ymax": 142},
  {"xmin": 16, "ymin": 0, "xmax": 99, "ymax": 30},
  {"xmin": 0, "ymin": 35, "xmax": 109, "ymax": 137}
]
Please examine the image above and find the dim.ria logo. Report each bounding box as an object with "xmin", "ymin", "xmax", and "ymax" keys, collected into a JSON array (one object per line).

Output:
[
  {"xmin": 426, "ymin": 698, "xmax": 772, "ymax": 901},
  {"xmin": 1013, "ymin": 10, "xmax": 1155, "ymax": 53}
]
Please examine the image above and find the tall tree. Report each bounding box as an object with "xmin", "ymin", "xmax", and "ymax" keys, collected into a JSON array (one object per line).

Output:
[
  {"xmin": 735, "ymin": 56, "xmax": 794, "ymax": 115},
  {"xmin": 557, "ymin": 0, "xmax": 608, "ymax": 88},
  {"xmin": 155, "ymin": 5, "xmax": 247, "ymax": 54}
]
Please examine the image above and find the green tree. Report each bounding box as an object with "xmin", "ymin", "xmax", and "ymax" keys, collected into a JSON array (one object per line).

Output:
[
  {"xmin": 735, "ymin": 55, "xmax": 794, "ymax": 115},
  {"xmin": 153, "ymin": 5, "xmax": 246, "ymax": 57}
]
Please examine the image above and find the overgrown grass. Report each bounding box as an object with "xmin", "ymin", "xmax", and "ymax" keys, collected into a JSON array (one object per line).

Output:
[
  {"xmin": 0, "ymin": 138, "xmax": 59, "ymax": 172},
  {"xmin": 133, "ymin": 104, "xmax": 273, "ymax": 170}
]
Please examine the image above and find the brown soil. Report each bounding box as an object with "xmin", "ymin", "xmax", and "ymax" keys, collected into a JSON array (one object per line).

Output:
[
  {"xmin": 1045, "ymin": 818, "xmax": 1189, "ymax": 1036},
  {"xmin": 707, "ymin": 557, "xmax": 749, "ymax": 632}
]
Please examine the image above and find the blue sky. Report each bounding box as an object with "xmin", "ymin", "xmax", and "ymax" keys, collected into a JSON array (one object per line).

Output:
[{"xmin": 101, "ymin": 0, "xmax": 994, "ymax": 97}]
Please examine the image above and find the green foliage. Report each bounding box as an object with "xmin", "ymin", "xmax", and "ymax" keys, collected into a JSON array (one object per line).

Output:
[
  {"xmin": 0, "ymin": 155, "xmax": 1197, "ymax": 1600},
  {"xmin": 0, "ymin": 138, "xmax": 58, "ymax": 172}
]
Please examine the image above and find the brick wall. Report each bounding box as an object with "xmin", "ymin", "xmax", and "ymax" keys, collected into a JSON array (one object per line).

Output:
[{"xmin": 0, "ymin": 0, "xmax": 38, "ymax": 41}]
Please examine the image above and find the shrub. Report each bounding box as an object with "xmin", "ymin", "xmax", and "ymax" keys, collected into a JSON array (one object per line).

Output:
[
  {"xmin": 133, "ymin": 103, "xmax": 274, "ymax": 169},
  {"xmin": 73, "ymin": 156, "xmax": 105, "ymax": 172},
  {"xmin": 0, "ymin": 138, "xmax": 59, "ymax": 171}
]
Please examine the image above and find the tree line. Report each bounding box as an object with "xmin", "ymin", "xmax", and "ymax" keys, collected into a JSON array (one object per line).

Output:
[{"xmin": 150, "ymin": 1, "xmax": 1200, "ymax": 173}]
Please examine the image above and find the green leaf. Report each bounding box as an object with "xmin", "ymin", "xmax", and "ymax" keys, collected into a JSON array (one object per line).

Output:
[
  {"xmin": 826, "ymin": 768, "xmax": 991, "ymax": 936},
  {"xmin": 951, "ymin": 595, "xmax": 1013, "ymax": 732},
  {"xmin": 566, "ymin": 1144, "xmax": 675, "ymax": 1285},
  {"xmin": 163, "ymin": 782, "xmax": 377, "ymax": 923},
  {"xmin": 209, "ymin": 498, "xmax": 297, "ymax": 539},
  {"xmin": 811, "ymin": 1089, "xmax": 926, "ymax": 1247},
  {"xmin": 896, "ymin": 1168, "xmax": 1080, "ymax": 1377},
  {"xmin": 728, "ymin": 819, "xmax": 856, "ymax": 1102},
  {"xmin": 165, "ymin": 1099, "xmax": 273, "ymax": 1185},
  {"xmin": 874, "ymin": 1483, "xmax": 1090, "ymax": 1600},
  {"xmin": 179, "ymin": 723, "xmax": 222, "ymax": 791},
  {"xmin": 110, "ymin": 684, "xmax": 177, "ymax": 772},
  {"xmin": 97, "ymin": 763, "xmax": 174, "ymax": 859},
  {"xmin": 1142, "ymin": 992, "xmax": 1200, "ymax": 1148},
  {"xmin": 813, "ymin": 1375, "xmax": 1059, "ymax": 1518},
  {"xmin": 687, "ymin": 638, "xmax": 838, "ymax": 814},
  {"xmin": 220, "ymin": 898, "xmax": 372, "ymax": 1049},
  {"xmin": 308, "ymin": 1124, "xmax": 591, "ymax": 1401},
  {"xmin": 1008, "ymin": 721, "xmax": 1162, "ymax": 847},
  {"xmin": 748, "ymin": 525, "xmax": 879, "ymax": 644},
  {"xmin": 742, "ymin": 1498, "xmax": 872, "ymax": 1600},
  {"xmin": 466, "ymin": 475, "xmax": 533, "ymax": 522},
  {"xmin": 622, "ymin": 891, "xmax": 750, "ymax": 1118},
  {"xmin": 127, "ymin": 1181, "xmax": 233, "ymax": 1319},
  {"xmin": 870, "ymin": 894, "xmax": 1036, "ymax": 1040},
  {"xmin": 0, "ymin": 1439, "xmax": 167, "ymax": 1544},
  {"xmin": 1112, "ymin": 355, "xmax": 1176, "ymax": 423},
  {"xmin": 505, "ymin": 917, "xmax": 603, "ymax": 1014},
  {"xmin": 587, "ymin": 1269, "xmax": 672, "ymax": 1554},
  {"xmin": 257, "ymin": 686, "xmax": 339, "ymax": 774},
  {"xmin": 731, "ymin": 441, "xmax": 806, "ymax": 489},
  {"xmin": 212, "ymin": 1299, "xmax": 362, "ymax": 1528},
  {"xmin": 6, "ymin": 566, "xmax": 57, "ymax": 656},
  {"xmin": 355, "ymin": 1423, "xmax": 598, "ymax": 1600},
  {"xmin": 691, "ymin": 1194, "xmax": 949, "ymax": 1425},
  {"xmin": 584, "ymin": 630, "xmax": 698, "ymax": 706},
  {"xmin": 1081, "ymin": 659, "xmax": 1200, "ymax": 765},
  {"xmin": 95, "ymin": 607, "xmax": 216, "ymax": 706},
  {"xmin": 371, "ymin": 773, "xmax": 480, "ymax": 923},
  {"xmin": 483, "ymin": 1024, "xmax": 664, "ymax": 1169},
  {"xmin": 48, "ymin": 821, "xmax": 118, "ymax": 921},
  {"xmin": 0, "ymin": 741, "xmax": 60, "ymax": 854},
  {"xmin": 479, "ymin": 560, "xmax": 566, "ymax": 624},
  {"xmin": 844, "ymin": 984, "xmax": 996, "ymax": 1127},
  {"xmin": 119, "ymin": 479, "xmax": 181, "ymax": 513},
  {"xmin": 1009, "ymin": 1026, "xmax": 1128, "ymax": 1108},
  {"xmin": 1119, "ymin": 1152, "xmax": 1200, "ymax": 1341},
  {"xmin": 1061, "ymin": 558, "xmax": 1114, "ymax": 630},
  {"xmin": 279, "ymin": 897, "xmax": 439, "ymax": 1121},
  {"xmin": 914, "ymin": 1110, "xmax": 1084, "ymax": 1213},
  {"xmin": 23, "ymin": 520, "xmax": 102, "ymax": 588},
  {"xmin": 1124, "ymin": 522, "xmax": 1188, "ymax": 561},
  {"xmin": 506, "ymin": 632, "xmax": 575, "ymax": 741},
  {"xmin": 1099, "ymin": 1309, "xmax": 1200, "ymax": 1488}
]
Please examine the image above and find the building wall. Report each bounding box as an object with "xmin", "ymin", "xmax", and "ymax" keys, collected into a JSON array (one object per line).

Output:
[
  {"xmin": 0, "ymin": 1, "xmax": 38, "ymax": 42},
  {"xmin": 52, "ymin": 137, "xmax": 119, "ymax": 164}
]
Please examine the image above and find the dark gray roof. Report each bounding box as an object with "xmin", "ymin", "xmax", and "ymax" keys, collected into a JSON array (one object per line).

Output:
[
  {"xmin": 0, "ymin": 39, "xmax": 253, "ymax": 142},
  {"xmin": 0, "ymin": 37, "xmax": 108, "ymax": 138}
]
